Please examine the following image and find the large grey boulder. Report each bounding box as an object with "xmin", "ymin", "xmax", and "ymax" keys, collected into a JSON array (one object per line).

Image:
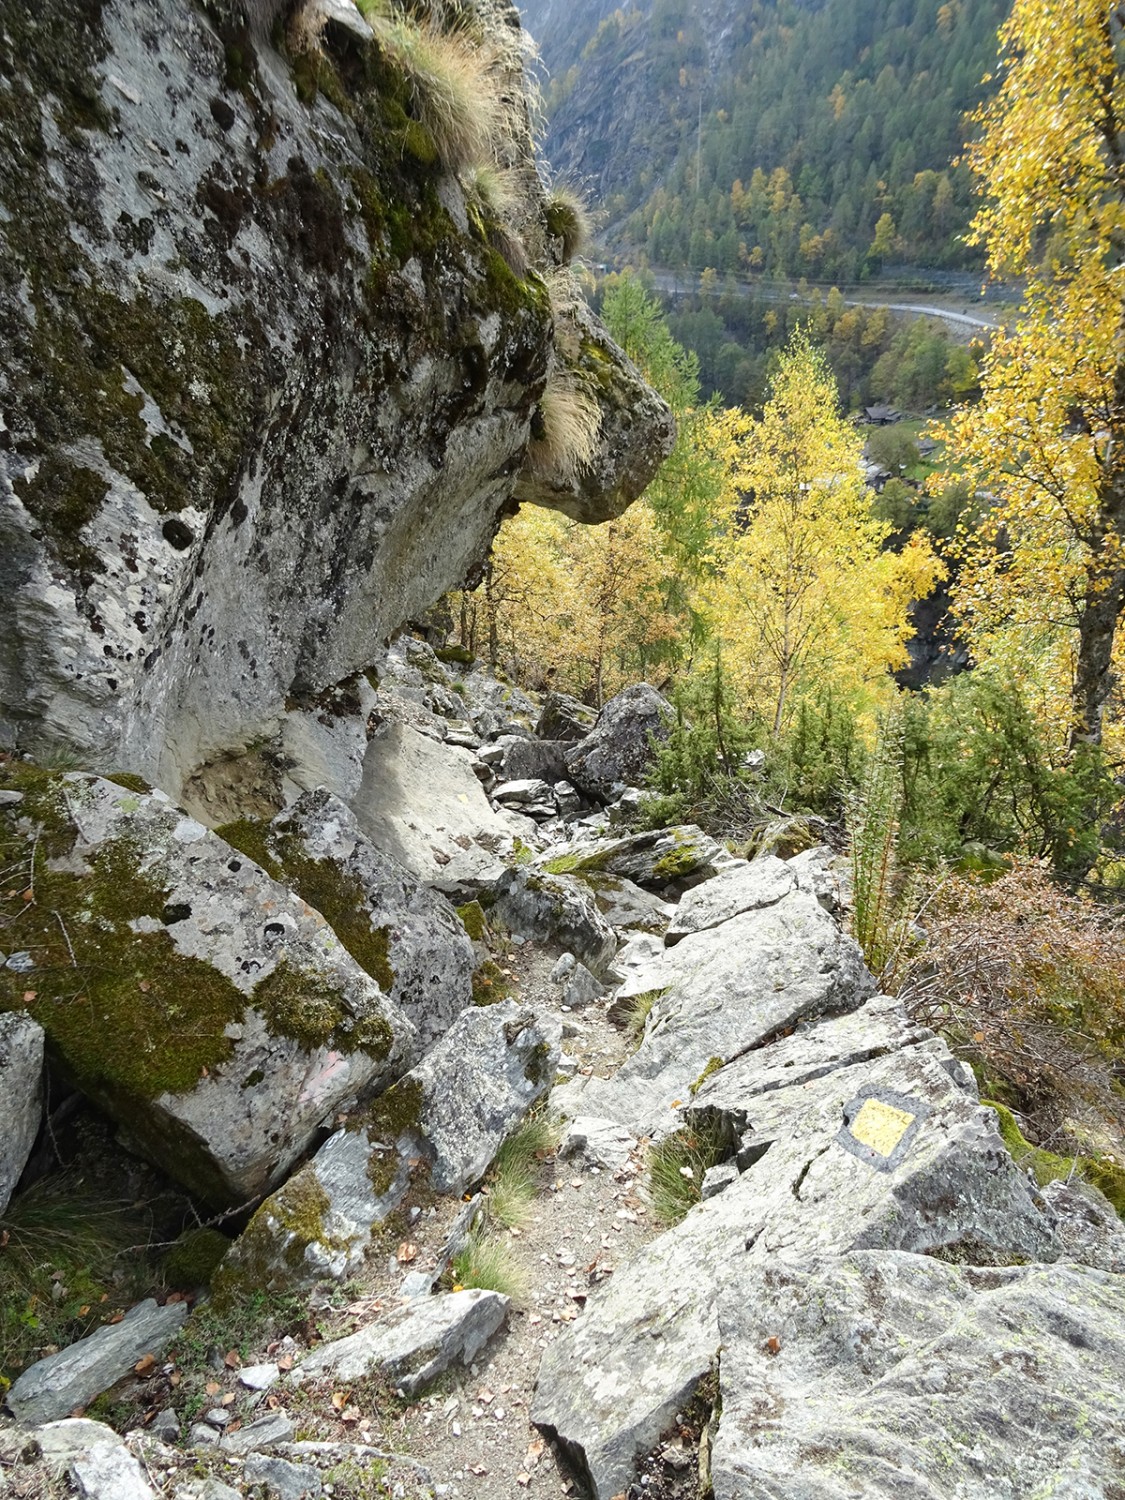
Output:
[
  {"xmin": 489, "ymin": 867, "xmax": 618, "ymax": 978},
  {"xmin": 0, "ymin": 0, "xmax": 671, "ymax": 794},
  {"xmin": 218, "ymin": 1000, "xmax": 559, "ymax": 1291},
  {"xmin": 536, "ymin": 692, "xmax": 596, "ymax": 743},
  {"xmin": 7, "ymin": 1298, "xmax": 188, "ymax": 1426},
  {"xmin": 386, "ymin": 1000, "xmax": 561, "ymax": 1195},
  {"xmin": 296, "ymin": 1289, "xmax": 509, "ymax": 1396},
  {"xmin": 711, "ymin": 1252, "xmax": 1125, "ymax": 1500},
  {"xmin": 546, "ymin": 825, "xmax": 738, "ymax": 895},
  {"xmin": 564, "ymin": 685, "xmax": 673, "ymax": 801},
  {"xmin": 267, "ymin": 789, "xmax": 474, "ymax": 1050},
  {"xmin": 533, "ymin": 1000, "xmax": 1060, "ymax": 1497},
  {"xmin": 458, "ymin": 672, "xmax": 539, "ymax": 742},
  {"xmin": 353, "ymin": 722, "xmax": 533, "ymax": 882},
  {"xmin": 0, "ymin": 774, "xmax": 414, "ymax": 1206},
  {"xmin": 554, "ymin": 886, "xmax": 871, "ymax": 1135},
  {"xmin": 0, "ymin": 1011, "xmax": 44, "ymax": 1214},
  {"xmin": 485, "ymin": 735, "xmax": 571, "ymax": 785}
]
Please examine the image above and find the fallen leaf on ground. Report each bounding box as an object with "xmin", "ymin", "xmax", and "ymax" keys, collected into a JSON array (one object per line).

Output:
[
  {"xmin": 133, "ymin": 1354, "xmax": 155, "ymax": 1375},
  {"xmin": 396, "ymin": 1241, "xmax": 418, "ymax": 1264},
  {"xmin": 223, "ymin": 1349, "xmax": 241, "ymax": 1369}
]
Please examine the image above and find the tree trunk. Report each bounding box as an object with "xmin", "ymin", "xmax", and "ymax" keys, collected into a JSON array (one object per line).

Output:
[{"xmin": 1071, "ymin": 561, "xmax": 1125, "ymax": 746}]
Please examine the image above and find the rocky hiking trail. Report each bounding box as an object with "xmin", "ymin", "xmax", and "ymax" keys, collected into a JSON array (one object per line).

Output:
[{"xmin": 3, "ymin": 642, "xmax": 1125, "ymax": 1500}]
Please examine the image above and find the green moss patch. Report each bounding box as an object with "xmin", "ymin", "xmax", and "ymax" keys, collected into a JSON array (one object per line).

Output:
[
  {"xmin": 215, "ymin": 816, "xmax": 284, "ymax": 880},
  {"xmin": 0, "ymin": 781, "xmax": 245, "ymax": 1101},
  {"xmin": 162, "ymin": 1227, "xmax": 231, "ymax": 1290},
  {"xmin": 456, "ymin": 900, "xmax": 488, "ymax": 942},
  {"xmin": 472, "ymin": 959, "xmax": 510, "ymax": 1006},
  {"xmin": 219, "ymin": 819, "xmax": 397, "ymax": 995},
  {"xmin": 985, "ymin": 1101, "xmax": 1125, "ymax": 1220},
  {"xmin": 253, "ymin": 959, "xmax": 393, "ymax": 1060}
]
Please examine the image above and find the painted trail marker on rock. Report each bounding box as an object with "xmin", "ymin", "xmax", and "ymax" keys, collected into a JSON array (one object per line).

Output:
[{"xmin": 837, "ymin": 1086, "xmax": 930, "ymax": 1172}]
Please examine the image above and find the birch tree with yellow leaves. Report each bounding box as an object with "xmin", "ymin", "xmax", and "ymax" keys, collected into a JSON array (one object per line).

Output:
[
  {"xmin": 945, "ymin": 0, "xmax": 1125, "ymax": 754},
  {"xmin": 704, "ymin": 333, "xmax": 942, "ymax": 737}
]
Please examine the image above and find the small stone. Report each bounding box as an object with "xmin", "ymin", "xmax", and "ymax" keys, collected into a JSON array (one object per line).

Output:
[
  {"xmin": 549, "ymin": 953, "xmax": 577, "ymax": 983},
  {"xmin": 239, "ymin": 1362, "xmax": 280, "ymax": 1391},
  {"xmin": 71, "ymin": 1441, "xmax": 155, "ymax": 1500},
  {"xmin": 189, "ymin": 1423, "xmax": 219, "ymax": 1447},
  {"xmin": 218, "ymin": 1412, "xmax": 295, "ymax": 1453},
  {"xmin": 149, "ymin": 1408, "xmax": 180, "ymax": 1442}
]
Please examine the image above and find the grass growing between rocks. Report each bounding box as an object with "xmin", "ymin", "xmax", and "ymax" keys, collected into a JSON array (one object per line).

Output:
[
  {"xmin": 451, "ymin": 1230, "xmax": 529, "ymax": 1303},
  {"xmin": 0, "ymin": 1173, "xmax": 157, "ymax": 1387},
  {"xmin": 622, "ymin": 988, "xmax": 666, "ymax": 1046},
  {"xmin": 485, "ymin": 1109, "xmax": 558, "ymax": 1230},
  {"xmin": 647, "ymin": 1123, "xmax": 727, "ymax": 1227}
]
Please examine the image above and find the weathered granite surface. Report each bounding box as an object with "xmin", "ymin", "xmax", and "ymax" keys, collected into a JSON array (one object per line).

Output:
[{"xmin": 0, "ymin": 0, "xmax": 671, "ymax": 794}]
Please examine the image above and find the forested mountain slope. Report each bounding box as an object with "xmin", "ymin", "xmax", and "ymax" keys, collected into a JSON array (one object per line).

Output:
[{"xmin": 520, "ymin": 0, "xmax": 1008, "ymax": 280}]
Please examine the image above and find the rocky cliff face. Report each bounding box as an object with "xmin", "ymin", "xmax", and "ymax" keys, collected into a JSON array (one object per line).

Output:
[{"xmin": 0, "ymin": 0, "xmax": 672, "ymax": 796}]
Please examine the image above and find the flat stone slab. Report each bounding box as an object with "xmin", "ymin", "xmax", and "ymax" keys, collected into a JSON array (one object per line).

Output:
[
  {"xmin": 663, "ymin": 855, "xmax": 795, "ymax": 944},
  {"xmin": 297, "ymin": 1289, "xmax": 509, "ymax": 1395},
  {"xmin": 712, "ymin": 1252, "xmax": 1125, "ymax": 1500},
  {"xmin": 7, "ymin": 1298, "xmax": 189, "ymax": 1426}
]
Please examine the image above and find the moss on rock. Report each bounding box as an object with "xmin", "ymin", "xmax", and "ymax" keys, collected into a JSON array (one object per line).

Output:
[
  {"xmin": 253, "ymin": 959, "xmax": 394, "ymax": 1060},
  {"xmin": 0, "ymin": 779, "xmax": 245, "ymax": 1101},
  {"xmin": 456, "ymin": 900, "xmax": 488, "ymax": 942}
]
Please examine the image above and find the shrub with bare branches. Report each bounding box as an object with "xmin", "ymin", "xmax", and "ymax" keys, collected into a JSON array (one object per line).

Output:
[{"xmin": 898, "ymin": 861, "xmax": 1125, "ymax": 1147}]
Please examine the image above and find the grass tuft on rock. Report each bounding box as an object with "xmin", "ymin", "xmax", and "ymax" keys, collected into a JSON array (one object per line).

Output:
[
  {"xmin": 647, "ymin": 1121, "xmax": 727, "ymax": 1226},
  {"xmin": 485, "ymin": 1108, "xmax": 558, "ymax": 1229},
  {"xmin": 544, "ymin": 185, "xmax": 592, "ymax": 263},
  {"xmin": 365, "ymin": 13, "xmax": 505, "ymax": 174},
  {"xmin": 526, "ymin": 369, "xmax": 601, "ymax": 484}
]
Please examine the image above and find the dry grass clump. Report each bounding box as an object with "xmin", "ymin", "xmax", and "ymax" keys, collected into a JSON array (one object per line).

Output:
[
  {"xmin": 527, "ymin": 368, "xmax": 600, "ymax": 483},
  {"xmin": 898, "ymin": 860, "xmax": 1125, "ymax": 1144},
  {"xmin": 462, "ymin": 162, "xmax": 529, "ymax": 274},
  {"xmin": 365, "ymin": 11, "xmax": 506, "ymax": 173},
  {"xmin": 544, "ymin": 184, "xmax": 593, "ymax": 263},
  {"xmin": 646, "ymin": 1120, "xmax": 726, "ymax": 1226}
]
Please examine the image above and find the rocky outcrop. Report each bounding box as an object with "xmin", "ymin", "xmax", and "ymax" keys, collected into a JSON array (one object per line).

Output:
[
  {"xmin": 0, "ymin": 1011, "xmax": 44, "ymax": 1214},
  {"xmin": 711, "ymin": 1253, "xmax": 1125, "ymax": 1500},
  {"xmin": 263, "ymin": 788, "xmax": 475, "ymax": 1049},
  {"xmin": 0, "ymin": 0, "xmax": 672, "ymax": 795},
  {"xmin": 0, "ymin": 771, "xmax": 417, "ymax": 1205},
  {"xmin": 216, "ymin": 999, "xmax": 559, "ymax": 1288},
  {"xmin": 563, "ymin": 683, "xmax": 673, "ymax": 801},
  {"xmin": 553, "ymin": 878, "xmax": 871, "ymax": 1134},
  {"xmin": 535, "ymin": 987, "xmax": 1068, "ymax": 1497}
]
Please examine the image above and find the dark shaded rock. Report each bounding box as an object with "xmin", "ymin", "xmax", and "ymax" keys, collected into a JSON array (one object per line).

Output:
[
  {"xmin": 564, "ymin": 685, "xmax": 673, "ymax": 801},
  {"xmin": 536, "ymin": 692, "xmax": 596, "ymax": 743}
]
